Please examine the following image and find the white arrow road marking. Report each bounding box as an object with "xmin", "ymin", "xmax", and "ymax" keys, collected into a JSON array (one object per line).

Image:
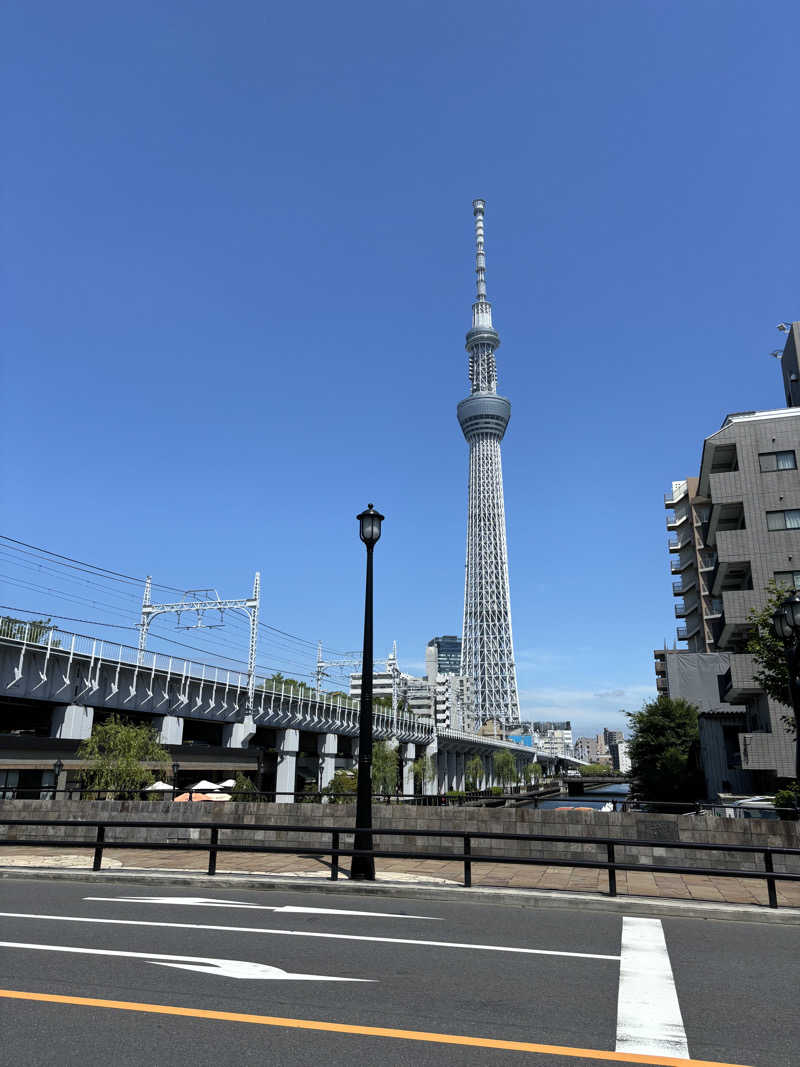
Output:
[
  {"xmin": 615, "ymin": 917, "xmax": 689, "ymax": 1058},
  {"xmin": 82, "ymin": 896, "xmax": 440, "ymax": 919},
  {"xmin": 0, "ymin": 913, "xmax": 620, "ymax": 960},
  {"xmin": 0, "ymin": 941, "xmax": 372, "ymax": 982}
]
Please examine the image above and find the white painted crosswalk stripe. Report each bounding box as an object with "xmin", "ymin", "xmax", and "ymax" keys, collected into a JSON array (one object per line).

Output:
[{"xmin": 615, "ymin": 916, "xmax": 689, "ymax": 1058}]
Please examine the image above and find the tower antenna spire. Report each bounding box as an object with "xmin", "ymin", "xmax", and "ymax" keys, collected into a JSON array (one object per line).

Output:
[{"xmin": 471, "ymin": 199, "xmax": 493, "ymax": 330}]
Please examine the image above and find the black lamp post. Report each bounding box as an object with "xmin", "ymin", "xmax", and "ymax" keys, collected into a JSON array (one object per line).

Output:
[
  {"xmin": 52, "ymin": 759, "xmax": 64, "ymax": 797},
  {"xmin": 171, "ymin": 761, "xmax": 180, "ymax": 802},
  {"xmin": 351, "ymin": 503, "xmax": 384, "ymax": 881},
  {"xmin": 772, "ymin": 590, "xmax": 800, "ymax": 789},
  {"xmin": 257, "ymin": 748, "xmax": 266, "ymax": 797}
]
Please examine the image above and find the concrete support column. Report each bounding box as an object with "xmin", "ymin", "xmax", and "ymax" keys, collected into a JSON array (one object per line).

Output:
[
  {"xmin": 446, "ymin": 751, "xmax": 457, "ymax": 792},
  {"xmin": 222, "ymin": 715, "xmax": 256, "ymax": 748},
  {"xmin": 318, "ymin": 732, "xmax": 338, "ymax": 790},
  {"xmin": 436, "ymin": 750, "xmax": 448, "ymax": 793},
  {"xmin": 401, "ymin": 743, "xmax": 414, "ymax": 796},
  {"xmin": 455, "ymin": 752, "xmax": 465, "ymax": 791},
  {"xmin": 50, "ymin": 705, "xmax": 93, "ymax": 740},
  {"xmin": 275, "ymin": 728, "xmax": 299, "ymax": 803},
  {"xmin": 158, "ymin": 715, "xmax": 184, "ymax": 746},
  {"xmin": 424, "ymin": 739, "xmax": 438, "ymax": 795}
]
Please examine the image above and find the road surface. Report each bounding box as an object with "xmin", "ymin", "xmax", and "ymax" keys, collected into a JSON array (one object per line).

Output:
[{"xmin": 0, "ymin": 877, "xmax": 795, "ymax": 1066}]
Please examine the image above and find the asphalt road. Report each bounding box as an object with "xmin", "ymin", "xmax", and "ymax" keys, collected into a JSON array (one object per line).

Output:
[{"xmin": 0, "ymin": 877, "xmax": 795, "ymax": 1066}]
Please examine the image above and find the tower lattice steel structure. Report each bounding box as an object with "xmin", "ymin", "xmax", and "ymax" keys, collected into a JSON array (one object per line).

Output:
[{"xmin": 458, "ymin": 199, "xmax": 520, "ymax": 728}]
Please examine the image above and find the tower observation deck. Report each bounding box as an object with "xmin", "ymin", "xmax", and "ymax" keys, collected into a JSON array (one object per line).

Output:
[{"xmin": 458, "ymin": 199, "xmax": 520, "ymax": 728}]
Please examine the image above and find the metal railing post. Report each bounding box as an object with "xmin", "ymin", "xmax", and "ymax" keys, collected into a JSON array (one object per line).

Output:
[
  {"xmin": 208, "ymin": 827, "xmax": 219, "ymax": 875},
  {"xmin": 463, "ymin": 834, "xmax": 472, "ymax": 888},
  {"xmin": 607, "ymin": 842, "xmax": 617, "ymax": 896},
  {"xmin": 93, "ymin": 824, "xmax": 105, "ymax": 871},
  {"xmin": 331, "ymin": 831, "xmax": 339, "ymax": 881},
  {"xmin": 764, "ymin": 850, "xmax": 778, "ymax": 908}
]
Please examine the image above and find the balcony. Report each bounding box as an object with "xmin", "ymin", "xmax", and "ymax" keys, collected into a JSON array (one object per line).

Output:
[
  {"xmin": 719, "ymin": 654, "xmax": 763, "ymax": 702},
  {"xmin": 739, "ymin": 731, "xmax": 776, "ymax": 772},
  {"xmin": 708, "ymin": 470, "xmax": 742, "ymax": 502},
  {"xmin": 656, "ymin": 677, "xmax": 669, "ymax": 693},
  {"xmin": 672, "ymin": 576, "xmax": 696, "ymax": 596},
  {"xmin": 698, "ymin": 550, "xmax": 718, "ymax": 572},
  {"xmin": 668, "ymin": 533, "xmax": 693, "ymax": 553},
  {"xmin": 674, "ymin": 598, "xmax": 699, "ymax": 618},
  {"xmin": 666, "ymin": 510, "xmax": 689, "ymax": 532},
  {"xmin": 664, "ymin": 484, "xmax": 688, "ymax": 508},
  {"xmin": 676, "ymin": 617, "xmax": 701, "ymax": 641},
  {"xmin": 705, "ymin": 501, "xmax": 746, "ymax": 547},
  {"xmin": 704, "ymin": 596, "xmax": 724, "ymax": 619}
]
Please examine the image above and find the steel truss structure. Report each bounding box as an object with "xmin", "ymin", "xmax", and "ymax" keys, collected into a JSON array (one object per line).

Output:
[
  {"xmin": 137, "ymin": 572, "xmax": 261, "ymax": 709},
  {"xmin": 457, "ymin": 199, "xmax": 520, "ymax": 728}
]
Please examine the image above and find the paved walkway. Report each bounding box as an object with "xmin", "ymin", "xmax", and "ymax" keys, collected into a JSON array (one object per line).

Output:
[{"xmin": 2, "ymin": 845, "xmax": 799, "ymax": 908}]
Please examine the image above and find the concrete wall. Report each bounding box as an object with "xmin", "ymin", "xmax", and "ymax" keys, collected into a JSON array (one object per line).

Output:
[{"xmin": 1, "ymin": 800, "xmax": 798, "ymax": 875}]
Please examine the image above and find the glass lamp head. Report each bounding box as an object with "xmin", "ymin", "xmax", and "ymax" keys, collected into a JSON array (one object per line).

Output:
[
  {"xmin": 357, "ymin": 503, "xmax": 384, "ymax": 547},
  {"xmin": 773, "ymin": 592, "xmax": 800, "ymax": 640}
]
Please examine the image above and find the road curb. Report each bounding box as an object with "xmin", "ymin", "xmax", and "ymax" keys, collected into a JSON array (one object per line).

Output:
[{"xmin": 3, "ymin": 865, "xmax": 800, "ymax": 925}]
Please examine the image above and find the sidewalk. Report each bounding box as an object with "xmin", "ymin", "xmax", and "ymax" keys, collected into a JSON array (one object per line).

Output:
[{"xmin": 2, "ymin": 845, "xmax": 799, "ymax": 908}]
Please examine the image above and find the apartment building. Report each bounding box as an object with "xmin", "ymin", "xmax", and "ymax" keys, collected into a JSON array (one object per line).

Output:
[{"xmin": 657, "ymin": 398, "xmax": 800, "ymax": 795}]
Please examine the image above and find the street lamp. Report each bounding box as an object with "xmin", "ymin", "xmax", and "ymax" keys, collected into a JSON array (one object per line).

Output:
[
  {"xmin": 772, "ymin": 590, "xmax": 800, "ymax": 788},
  {"xmin": 171, "ymin": 761, "xmax": 180, "ymax": 801},
  {"xmin": 351, "ymin": 503, "xmax": 384, "ymax": 881},
  {"xmin": 257, "ymin": 748, "xmax": 266, "ymax": 796},
  {"xmin": 52, "ymin": 759, "xmax": 64, "ymax": 797}
]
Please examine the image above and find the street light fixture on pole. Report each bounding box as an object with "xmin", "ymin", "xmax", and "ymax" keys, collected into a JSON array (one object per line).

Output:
[
  {"xmin": 351, "ymin": 503, "xmax": 384, "ymax": 881},
  {"xmin": 171, "ymin": 761, "xmax": 180, "ymax": 802},
  {"xmin": 772, "ymin": 590, "xmax": 800, "ymax": 790}
]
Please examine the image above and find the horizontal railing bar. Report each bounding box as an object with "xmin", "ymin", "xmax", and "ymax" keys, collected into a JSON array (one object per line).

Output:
[
  {"xmin": 2, "ymin": 818, "xmax": 799, "ymax": 856},
  {"xmin": 1, "ymin": 839, "xmax": 798, "ymax": 884}
]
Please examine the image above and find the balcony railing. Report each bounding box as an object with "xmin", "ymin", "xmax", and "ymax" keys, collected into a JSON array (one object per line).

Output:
[
  {"xmin": 668, "ymin": 534, "xmax": 693, "ymax": 553},
  {"xmin": 676, "ymin": 626, "xmax": 688, "ymax": 640},
  {"xmin": 670, "ymin": 557, "xmax": 691, "ymax": 574},
  {"xmin": 672, "ymin": 577, "xmax": 696, "ymax": 595}
]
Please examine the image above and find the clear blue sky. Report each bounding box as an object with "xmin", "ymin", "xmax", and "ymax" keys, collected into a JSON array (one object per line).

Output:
[{"xmin": 2, "ymin": 1, "xmax": 798, "ymax": 736}]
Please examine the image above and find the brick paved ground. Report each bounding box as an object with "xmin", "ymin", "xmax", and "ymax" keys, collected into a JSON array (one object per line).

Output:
[{"xmin": 2, "ymin": 845, "xmax": 799, "ymax": 908}]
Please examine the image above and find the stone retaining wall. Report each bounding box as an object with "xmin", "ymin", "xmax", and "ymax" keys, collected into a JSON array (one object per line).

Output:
[{"xmin": 1, "ymin": 800, "xmax": 798, "ymax": 875}]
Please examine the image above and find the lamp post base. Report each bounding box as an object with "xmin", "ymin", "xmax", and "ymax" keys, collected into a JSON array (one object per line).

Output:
[{"xmin": 349, "ymin": 858, "xmax": 376, "ymax": 881}]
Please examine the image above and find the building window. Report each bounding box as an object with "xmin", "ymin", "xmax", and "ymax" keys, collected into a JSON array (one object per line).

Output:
[
  {"xmin": 775, "ymin": 570, "xmax": 800, "ymax": 590},
  {"xmin": 766, "ymin": 509, "xmax": 800, "ymax": 530},
  {"xmin": 759, "ymin": 450, "xmax": 797, "ymax": 472}
]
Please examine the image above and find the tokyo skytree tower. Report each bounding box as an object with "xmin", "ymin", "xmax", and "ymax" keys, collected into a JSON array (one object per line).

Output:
[{"xmin": 458, "ymin": 199, "xmax": 520, "ymax": 728}]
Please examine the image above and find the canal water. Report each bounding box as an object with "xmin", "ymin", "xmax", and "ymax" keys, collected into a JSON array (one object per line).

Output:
[{"xmin": 528, "ymin": 783, "xmax": 631, "ymax": 811}]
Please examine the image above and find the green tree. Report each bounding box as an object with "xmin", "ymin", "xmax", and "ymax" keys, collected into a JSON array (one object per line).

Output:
[
  {"xmin": 371, "ymin": 741, "xmax": 399, "ymax": 794},
  {"xmin": 230, "ymin": 772, "xmax": 259, "ymax": 802},
  {"xmin": 78, "ymin": 715, "xmax": 170, "ymax": 797},
  {"xmin": 323, "ymin": 768, "xmax": 357, "ymax": 802},
  {"xmin": 465, "ymin": 755, "xmax": 485, "ymax": 790},
  {"xmin": 413, "ymin": 754, "xmax": 436, "ymax": 792},
  {"xmin": 580, "ymin": 762, "xmax": 613, "ymax": 777},
  {"xmin": 627, "ymin": 696, "xmax": 705, "ymax": 801},
  {"xmin": 492, "ymin": 750, "xmax": 518, "ymax": 789},
  {"xmin": 747, "ymin": 580, "xmax": 795, "ymax": 735},
  {"xmin": 1, "ymin": 616, "xmax": 57, "ymax": 644},
  {"xmin": 520, "ymin": 761, "xmax": 541, "ymax": 787}
]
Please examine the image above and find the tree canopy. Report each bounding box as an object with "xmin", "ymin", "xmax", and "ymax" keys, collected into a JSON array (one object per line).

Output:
[
  {"xmin": 747, "ymin": 580, "xmax": 795, "ymax": 735},
  {"xmin": 492, "ymin": 750, "xmax": 518, "ymax": 788},
  {"xmin": 78, "ymin": 714, "xmax": 170, "ymax": 796},
  {"xmin": 627, "ymin": 696, "xmax": 704, "ymax": 801},
  {"xmin": 371, "ymin": 741, "xmax": 399, "ymax": 794}
]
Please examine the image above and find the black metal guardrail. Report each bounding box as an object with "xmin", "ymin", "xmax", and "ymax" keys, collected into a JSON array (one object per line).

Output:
[{"xmin": 1, "ymin": 816, "xmax": 799, "ymax": 910}]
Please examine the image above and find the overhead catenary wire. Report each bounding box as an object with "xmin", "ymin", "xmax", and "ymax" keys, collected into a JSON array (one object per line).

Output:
[
  {"xmin": 0, "ymin": 534, "xmax": 355, "ymax": 656},
  {"xmin": 0, "ymin": 604, "xmax": 322, "ymax": 682}
]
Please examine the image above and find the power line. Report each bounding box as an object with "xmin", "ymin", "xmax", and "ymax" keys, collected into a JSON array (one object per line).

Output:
[
  {"xmin": 0, "ymin": 533, "xmax": 356, "ymax": 659},
  {"xmin": 0, "ymin": 604, "xmax": 318, "ymax": 681}
]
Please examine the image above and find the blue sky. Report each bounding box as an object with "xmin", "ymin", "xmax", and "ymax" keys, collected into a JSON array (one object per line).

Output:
[{"xmin": 2, "ymin": 1, "xmax": 798, "ymax": 736}]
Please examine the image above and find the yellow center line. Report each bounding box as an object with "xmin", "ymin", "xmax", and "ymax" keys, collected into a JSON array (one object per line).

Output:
[{"xmin": 0, "ymin": 988, "xmax": 751, "ymax": 1067}]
